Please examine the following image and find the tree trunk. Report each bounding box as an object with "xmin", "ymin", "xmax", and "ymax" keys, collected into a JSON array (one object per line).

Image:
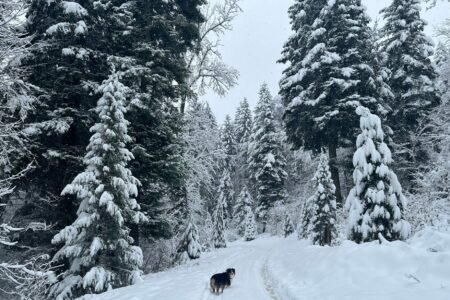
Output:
[
  {"xmin": 180, "ymin": 96, "xmax": 187, "ymax": 115},
  {"xmin": 328, "ymin": 142, "xmax": 343, "ymax": 204}
]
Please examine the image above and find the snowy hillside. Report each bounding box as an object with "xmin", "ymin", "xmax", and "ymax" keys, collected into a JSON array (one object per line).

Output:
[{"xmin": 79, "ymin": 228, "xmax": 450, "ymax": 300}]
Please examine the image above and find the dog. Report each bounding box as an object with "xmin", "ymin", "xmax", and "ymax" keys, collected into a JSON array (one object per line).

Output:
[{"xmin": 210, "ymin": 268, "xmax": 236, "ymax": 294}]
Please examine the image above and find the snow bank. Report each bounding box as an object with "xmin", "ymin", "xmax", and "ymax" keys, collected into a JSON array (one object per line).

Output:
[{"xmin": 267, "ymin": 229, "xmax": 450, "ymax": 300}]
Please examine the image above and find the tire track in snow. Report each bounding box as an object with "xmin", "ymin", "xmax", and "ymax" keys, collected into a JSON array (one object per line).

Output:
[{"xmin": 261, "ymin": 260, "xmax": 282, "ymax": 300}]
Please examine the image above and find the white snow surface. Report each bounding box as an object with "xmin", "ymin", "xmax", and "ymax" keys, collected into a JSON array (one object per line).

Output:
[{"xmin": 79, "ymin": 229, "xmax": 450, "ymax": 300}]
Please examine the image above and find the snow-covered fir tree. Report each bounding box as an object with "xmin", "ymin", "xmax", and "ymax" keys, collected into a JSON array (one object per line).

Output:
[
  {"xmin": 233, "ymin": 185, "xmax": 254, "ymax": 235},
  {"xmin": 50, "ymin": 72, "xmax": 148, "ymax": 299},
  {"xmin": 213, "ymin": 189, "xmax": 227, "ymax": 249},
  {"xmin": 249, "ymin": 83, "xmax": 287, "ymax": 232},
  {"xmin": 182, "ymin": 99, "xmax": 223, "ymax": 224},
  {"xmin": 18, "ymin": 0, "xmax": 204, "ymax": 253},
  {"xmin": 233, "ymin": 98, "xmax": 253, "ymax": 193},
  {"xmin": 297, "ymin": 196, "xmax": 314, "ymax": 240},
  {"xmin": 279, "ymin": 0, "xmax": 388, "ymax": 203},
  {"xmin": 283, "ymin": 213, "xmax": 295, "ymax": 238},
  {"xmin": 200, "ymin": 213, "xmax": 215, "ymax": 251},
  {"xmin": 380, "ymin": 0, "xmax": 441, "ymax": 177},
  {"xmin": 176, "ymin": 219, "xmax": 201, "ymax": 262},
  {"xmin": 309, "ymin": 153, "xmax": 337, "ymax": 246},
  {"xmin": 234, "ymin": 98, "xmax": 253, "ymax": 145},
  {"xmin": 221, "ymin": 114, "xmax": 237, "ymax": 171},
  {"xmin": 409, "ymin": 40, "xmax": 450, "ymax": 229},
  {"xmin": 121, "ymin": 1, "xmax": 203, "ymax": 242},
  {"xmin": 217, "ymin": 168, "xmax": 234, "ymax": 225},
  {"xmin": 243, "ymin": 206, "xmax": 257, "ymax": 241},
  {"xmin": 346, "ymin": 107, "xmax": 411, "ymax": 243}
]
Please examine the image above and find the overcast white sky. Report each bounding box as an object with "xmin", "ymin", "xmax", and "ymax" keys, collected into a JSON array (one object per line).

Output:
[{"xmin": 204, "ymin": 0, "xmax": 450, "ymax": 123}]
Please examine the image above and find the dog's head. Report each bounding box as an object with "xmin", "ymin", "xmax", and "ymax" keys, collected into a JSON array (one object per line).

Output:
[{"xmin": 226, "ymin": 268, "xmax": 236, "ymax": 279}]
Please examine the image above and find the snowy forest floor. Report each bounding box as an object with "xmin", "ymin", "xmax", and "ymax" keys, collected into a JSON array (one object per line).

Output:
[{"xmin": 80, "ymin": 228, "xmax": 450, "ymax": 300}]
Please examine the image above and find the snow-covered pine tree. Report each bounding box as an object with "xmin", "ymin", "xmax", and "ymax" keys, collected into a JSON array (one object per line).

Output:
[
  {"xmin": 279, "ymin": 0, "xmax": 387, "ymax": 203},
  {"xmin": 309, "ymin": 153, "xmax": 337, "ymax": 246},
  {"xmin": 409, "ymin": 41, "xmax": 450, "ymax": 229},
  {"xmin": 249, "ymin": 83, "xmax": 287, "ymax": 232},
  {"xmin": 380, "ymin": 0, "xmax": 441, "ymax": 177},
  {"xmin": 436, "ymin": 41, "xmax": 450, "ymax": 102},
  {"xmin": 19, "ymin": 0, "xmax": 204, "ymax": 251},
  {"xmin": 182, "ymin": 99, "xmax": 223, "ymax": 226},
  {"xmin": 217, "ymin": 168, "xmax": 234, "ymax": 225},
  {"xmin": 221, "ymin": 114, "xmax": 237, "ymax": 171},
  {"xmin": 213, "ymin": 190, "xmax": 227, "ymax": 249},
  {"xmin": 234, "ymin": 98, "xmax": 253, "ymax": 194},
  {"xmin": 120, "ymin": 0, "xmax": 203, "ymax": 243},
  {"xmin": 346, "ymin": 106, "xmax": 411, "ymax": 243},
  {"xmin": 297, "ymin": 196, "xmax": 314, "ymax": 240},
  {"xmin": 243, "ymin": 206, "xmax": 257, "ymax": 241},
  {"xmin": 234, "ymin": 98, "xmax": 253, "ymax": 145},
  {"xmin": 49, "ymin": 72, "xmax": 148, "ymax": 299},
  {"xmin": 233, "ymin": 185, "xmax": 254, "ymax": 235},
  {"xmin": 176, "ymin": 219, "xmax": 201, "ymax": 261},
  {"xmin": 200, "ymin": 213, "xmax": 215, "ymax": 251},
  {"xmin": 283, "ymin": 213, "xmax": 295, "ymax": 238}
]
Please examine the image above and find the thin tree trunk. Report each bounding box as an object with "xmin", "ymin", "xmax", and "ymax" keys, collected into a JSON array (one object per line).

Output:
[
  {"xmin": 328, "ymin": 142, "xmax": 343, "ymax": 204},
  {"xmin": 180, "ymin": 96, "xmax": 187, "ymax": 115}
]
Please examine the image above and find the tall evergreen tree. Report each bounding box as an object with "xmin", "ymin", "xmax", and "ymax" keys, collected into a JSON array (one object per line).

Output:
[
  {"xmin": 50, "ymin": 72, "xmax": 148, "ymax": 299},
  {"xmin": 249, "ymin": 84, "xmax": 287, "ymax": 232},
  {"xmin": 243, "ymin": 206, "xmax": 257, "ymax": 241},
  {"xmin": 310, "ymin": 153, "xmax": 337, "ymax": 246},
  {"xmin": 212, "ymin": 190, "xmax": 226, "ymax": 249},
  {"xmin": 380, "ymin": 0, "xmax": 440, "ymax": 176},
  {"xmin": 346, "ymin": 107, "xmax": 411, "ymax": 243},
  {"xmin": 279, "ymin": 0, "xmax": 387, "ymax": 203},
  {"xmin": 19, "ymin": 0, "xmax": 204, "ymax": 249},
  {"xmin": 234, "ymin": 98, "xmax": 253, "ymax": 145},
  {"xmin": 233, "ymin": 98, "xmax": 253, "ymax": 194},
  {"xmin": 233, "ymin": 185, "xmax": 254, "ymax": 235},
  {"xmin": 182, "ymin": 99, "xmax": 223, "ymax": 226},
  {"xmin": 221, "ymin": 114, "xmax": 237, "ymax": 171},
  {"xmin": 216, "ymin": 169, "xmax": 234, "ymax": 225}
]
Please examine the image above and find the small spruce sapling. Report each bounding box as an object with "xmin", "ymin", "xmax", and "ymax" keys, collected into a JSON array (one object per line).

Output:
[
  {"xmin": 283, "ymin": 213, "xmax": 295, "ymax": 238},
  {"xmin": 176, "ymin": 219, "xmax": 201, "ymax": 261},
  {"xmin": 297, "ymin": 197, "xmax": 314, "ymax": 240}
]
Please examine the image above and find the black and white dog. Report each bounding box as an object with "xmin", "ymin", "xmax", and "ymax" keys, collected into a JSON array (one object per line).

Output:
[{"xmin": 210, "ymin": 268, "xmax": 236, "ymax": 294}]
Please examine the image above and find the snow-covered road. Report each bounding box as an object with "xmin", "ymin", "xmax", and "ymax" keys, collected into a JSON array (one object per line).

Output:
[
  {"xmin": 81, "ymin": 229, "xmax": 450, "ymax": 300},
  {"xmin": 81, "ymin": 237, "xmax": 284, "ymax": 300}
]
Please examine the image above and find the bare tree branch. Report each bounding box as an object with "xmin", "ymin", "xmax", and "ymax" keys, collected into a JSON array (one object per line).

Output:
[{"xmin": 181, "ymin": 0, "xmax": 241, "ymax": 114}]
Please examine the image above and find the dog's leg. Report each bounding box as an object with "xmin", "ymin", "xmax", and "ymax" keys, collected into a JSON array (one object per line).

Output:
[{"xmin": 210, "ymin": 278, "xmax": 216, "ymax": 294}]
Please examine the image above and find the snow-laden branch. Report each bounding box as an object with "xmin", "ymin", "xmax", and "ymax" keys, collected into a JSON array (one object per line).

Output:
[
  {"xmin": 0, "ymin": 255, "xmax": 57, "ymax": 300},
  {"xmin": 0, "ymin": 0, "xmax": 37, "ymax": 120}
]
